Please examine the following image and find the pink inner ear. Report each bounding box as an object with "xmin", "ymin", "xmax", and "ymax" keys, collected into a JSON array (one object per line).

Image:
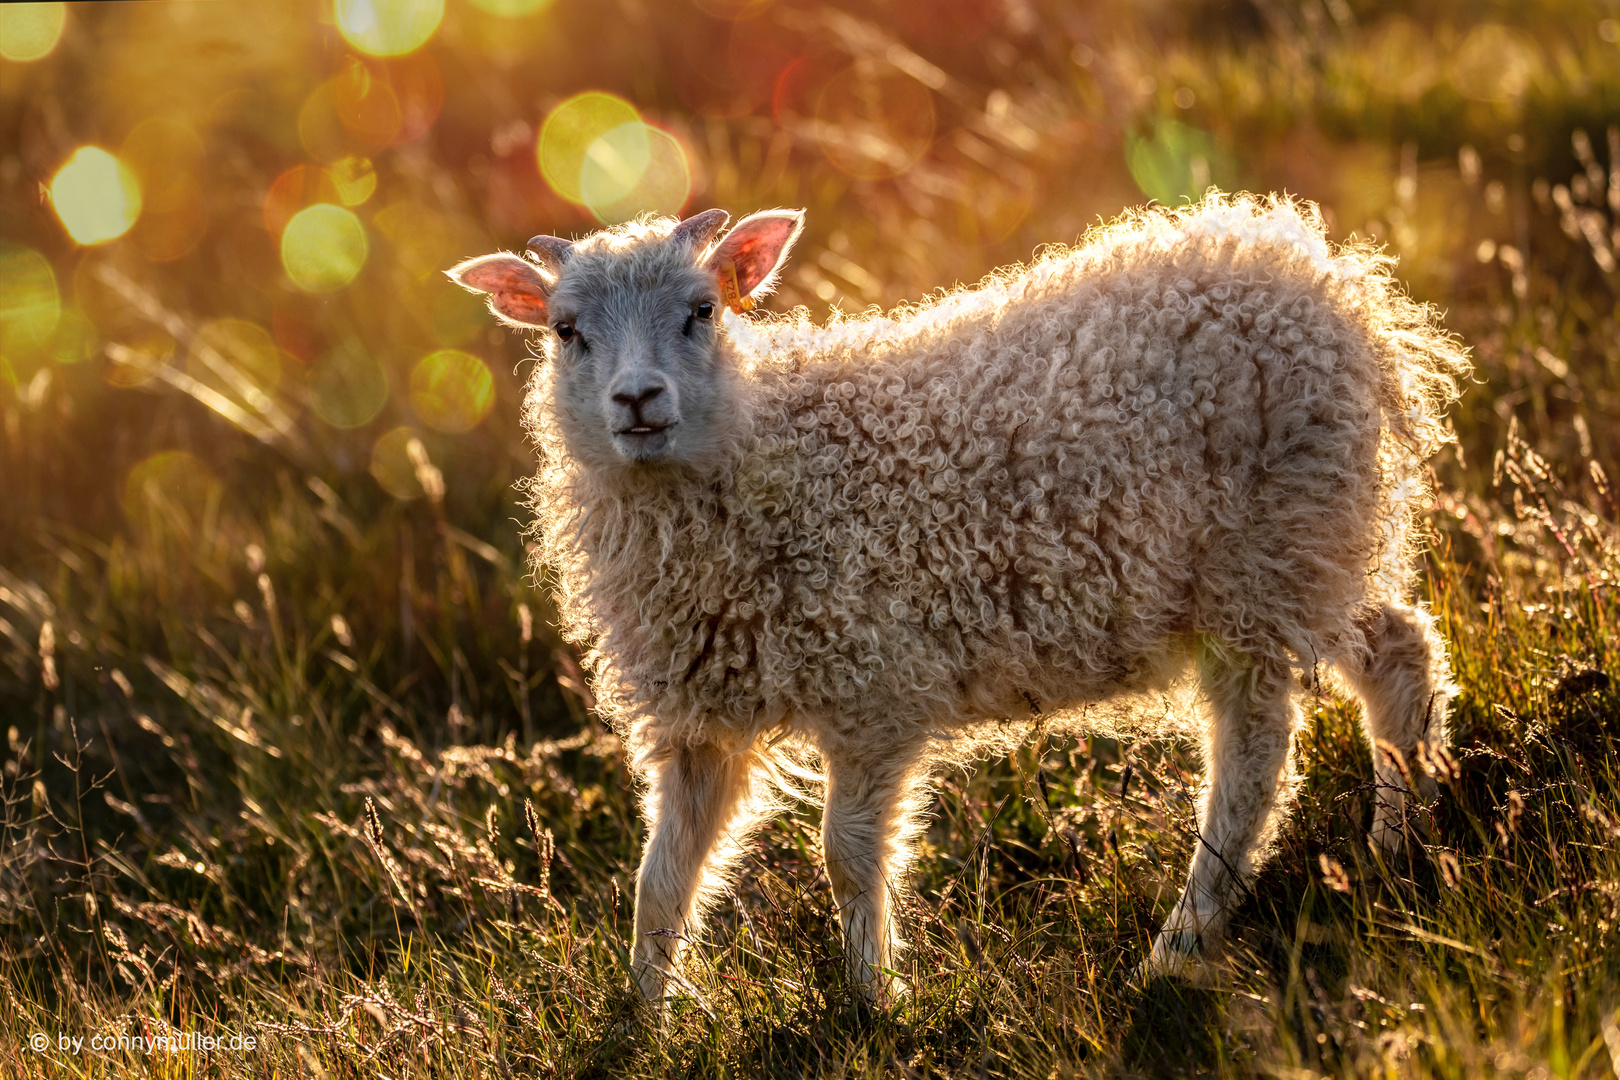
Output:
[
  {"xmin": 493, "ymin": 291, "xmax": 548, "ymax": 325},
  {"xmin": 449, "ymin": 253, "xmax": 550, "ymax": 328},
  {"xmin": 456, "ymin": 255, "xmax": 547, "ymax": 297},
  {"xmin": 713, "ymin": 217, "xmax": 799, "ymax": 297}
]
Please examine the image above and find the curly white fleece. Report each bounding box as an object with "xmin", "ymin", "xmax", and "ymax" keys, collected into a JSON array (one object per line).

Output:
[{"xmin": 521, "ymin": 194, "xmax": 1468, "ymax": 761}]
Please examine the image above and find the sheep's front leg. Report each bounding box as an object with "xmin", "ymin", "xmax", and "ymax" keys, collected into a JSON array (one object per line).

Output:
[
  {"xmin": 820, "ymin": 743, "xmax": 927, "ymax": 1002},
  {"xmin": 1148, "ymin": 651, "xmax": 1298, "ymax": 977},
  {"xmin": 632, "ymin": 740, "xmax": 758, "ymax": 1004}
]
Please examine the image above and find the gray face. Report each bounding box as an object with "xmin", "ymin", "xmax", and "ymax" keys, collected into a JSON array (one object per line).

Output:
[{"xmin": 544, "ymin": 244, "xmax": 733, "ymax": 470}]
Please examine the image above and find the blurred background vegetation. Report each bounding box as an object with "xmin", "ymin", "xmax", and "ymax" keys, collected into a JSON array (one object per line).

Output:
[{"xmin": 2, "ymin": 1, "xmax": 1620, "ymax": 1077}]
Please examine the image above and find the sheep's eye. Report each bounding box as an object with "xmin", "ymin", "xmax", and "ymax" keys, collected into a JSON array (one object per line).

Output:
[
  {"xmin": 553, "ymin": 322, "xmax": 575, "ymax": 341},
  {"xmin": 694, "ymin": 301, "xmax": 714, "ymax": 320}
]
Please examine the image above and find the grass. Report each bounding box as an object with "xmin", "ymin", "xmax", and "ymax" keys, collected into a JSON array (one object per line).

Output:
[{"xmin": 3, "ymin": 1, "xmax": 1620, "ymax": 1077}]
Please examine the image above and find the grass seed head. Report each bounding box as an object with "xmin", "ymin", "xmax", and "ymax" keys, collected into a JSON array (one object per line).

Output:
[
  {"xmin": 957, "ymin": 918, "xmax": 983, "ymax": 965},
  {"xmin": 1319, "ymin": 853, "xmax": 1352, "ymax": 893},
  {"xmin": 1416, "ymin": 740, "xmax": 1460, "ymax": 783},
  {"xmin": 1438, "ymin": 850, "xmax": 1463, "ymax": 890},
  {"xmin": 38, "ymin": 620, "xmax": 58, "ymax": 690},
  {"xmin": 407, "ymin": 437, "xmax": 445, "ymax": 504},
  {"xmin": 1375, "ymin": 739, "xmax": 1413, "ymax": 787},
  {"xmin": 1589, "ymin": 459, "xmax": 1613, "ymax": 502}
]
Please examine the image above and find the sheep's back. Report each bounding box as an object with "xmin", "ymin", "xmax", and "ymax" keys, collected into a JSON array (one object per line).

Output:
[{"xmin": 712, "ymin": 239, "xmax": 1395, "ymax": 739}]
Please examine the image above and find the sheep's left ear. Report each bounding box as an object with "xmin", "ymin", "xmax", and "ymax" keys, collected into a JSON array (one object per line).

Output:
[
  {"xmin": 706, "ymin": 209, "xmax": 804, "ymax": 312},
  {"xmin": 445, "ymin": 253, "xmax": 551, "ymax": 329}
]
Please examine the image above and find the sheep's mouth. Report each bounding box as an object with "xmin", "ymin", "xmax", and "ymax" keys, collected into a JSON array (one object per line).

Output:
[{"xmin": 616, "ymin": 423, "xmax": 673, "ymax": 436}]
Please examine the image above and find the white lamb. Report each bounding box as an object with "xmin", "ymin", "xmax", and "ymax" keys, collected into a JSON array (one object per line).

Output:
[{"xmin": 446, "ymin": 193, "xmax": 1467, "ymax": 1002}]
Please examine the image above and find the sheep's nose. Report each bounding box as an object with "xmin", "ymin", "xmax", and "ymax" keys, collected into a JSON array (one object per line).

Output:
[{"xmin": 612, "ymin": 385, "xmax": 664, "ymax": 410}]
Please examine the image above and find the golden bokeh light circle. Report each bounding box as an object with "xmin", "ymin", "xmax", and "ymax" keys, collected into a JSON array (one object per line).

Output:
[
  {"xmin": 578, "ymin": 121, "xmax": 653, "ymax": 209},
  {"xmin": 465, "ymin": 0, "xmax": 554, "ymax": 15},
  {"xmin": 298, "ymin": 82, "xmax": 356, "ymax": 163},
  {"xmin": 1364, "ymin": 17, "xmax": 1440, "ymax": 103},
  {"xmin": 333, "ymin": 0, "xmax": 444, "ymax": 57},
  {"xmin": 0, "ymin": 245, "xmax": 62, "ymax": 360},
  {"xmin": 430, "ymin": 286, "xmax": 487, "ymax": 346},
  {"xmin": 50, "ymin": 147, "xmax": 143, "ymax": 245},
  {"xmin": 49, "ymin": 308, "xmax": 99, "ymax": 365},
  {"xmin": 329, "ymin": 156, "xmax": 378, "ymax": 205},
  {"xmin": 331, "ymin": 58, "xmax": 404, "ymax": 145},
  {"xmin": 121, "ymin": 450, "xmax": 220, "ymax": 530},
  {"xmin": 692, "ymin": 0, "xmax": 773, "ymax": 18},
  {"xmin": 538, "ymin": 91, "xmax": 643, "ymax": 204},
  {"xmin": 0, "ymin": 2, "xmax": 67, "ymax": 62},
  {"xmin": 309, "ymin": 344, "xmax": 389, "ymax": 429},
  {"xmin": 272, "ymin": 298, "xmax": 326, "ymax": 363},
  {"xmin": 101, "ymin": 330, "xmax": 174, "ymax": 389},
  {"xmin": 264, "ymin": 165, "xmax": 342, "ymax": 235},
  {"xmin": 132, "ymin": 194, "xmax": 209, "ymax": 263},
  {"xmin": 280, "ymin": 204, "xmax": 368, "ymax": 293},
  {"xmin": 382, "ymin": 51, "xmax": 444, "ymax": 144},
  {"xmin": 120, "ymin": 117, "xmax": 205, "ymax": 212},
  {"xmin": 189, "ymin": 319, "xmax": 283, "ymax": 405},
  {"xmin": 1450, "ymin": 24, "xmax": 1541, "ymax": 104},
  {"xmin": 410, "ymin": 349, "xmax": 494, "ymax": 433},
  {"xmin": 370, "ymin": 425, "xmax": 428, "ymax": 499},
  {"xmin": 814, "ymin": 66, "xmax": 936, "ymax": 181},
  {"xmin": 585, "ymin": 125, "xmax": 692, "ymax": 224}
]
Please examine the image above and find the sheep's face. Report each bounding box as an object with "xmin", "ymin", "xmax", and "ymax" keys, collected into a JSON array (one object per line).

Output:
[
  {"xmin": 447, "ymin": 209, "xmax": 803, "ymax": 471},
  {"xmin": 545, "ymin": 239, "xmax": 732, "ymax": 468}
]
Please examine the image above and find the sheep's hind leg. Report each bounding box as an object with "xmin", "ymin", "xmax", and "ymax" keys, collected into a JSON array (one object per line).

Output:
[
  {"xmin": 1147, "ymin": 646, "xmax": 1299, "ymax": 978},
  {"xmin": 632, "ymin": 740, "xmax": 762, "ymax": 1006},
  {"xmin": 1337, "ymin": 602, "xmax": 1454, "ymax": 855},
  {"xmin": 820, "ymin": 741, "xmax": 928, "ymax": 1003}
]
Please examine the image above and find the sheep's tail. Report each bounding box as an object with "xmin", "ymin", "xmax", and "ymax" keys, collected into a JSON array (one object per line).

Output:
[
  {"xmin": 1341, "ymin": 229, "xmax": 1472, "ymax": 610},
  {"xmin": 618, "ymin": 710, "xmax": 827, "ymax": 809},
  {"xmin": 750, "ymin": 732, "xmax": 827, "ymax": 808},
  {"xmin": 1358, "ymin": 269, "xmax": 1471, "ymax": 462}
]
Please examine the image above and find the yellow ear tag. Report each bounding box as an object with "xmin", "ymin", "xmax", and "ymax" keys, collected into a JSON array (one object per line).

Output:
[{"xmin": 720, "ymin": 261, "xmax": 754, "ymax": 313}]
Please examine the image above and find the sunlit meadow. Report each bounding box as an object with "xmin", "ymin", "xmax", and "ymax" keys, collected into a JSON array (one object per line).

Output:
[{"xmin": 2, "ymin": 1, "xmax": 1619, "ymax": 1077}]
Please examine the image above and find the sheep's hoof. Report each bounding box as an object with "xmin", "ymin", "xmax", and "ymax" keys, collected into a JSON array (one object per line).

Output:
[
  {"xmin": 1134, "ymin": 929, "xmax": 1203, "ymax": 986},
  {"xmin": 1371, "ymin": 770, "xmax": 1440, "ymax": 857},
  {"xmin": 1371, "ymin": 793, "xmax": 1436, "ymax": 859},
  {"xmin": 631, "ymin": 966, "xmax": 675, "ymax": 1023},
  {"xmin": 848, "ymin": 966, "xmax": 908, "ymax": 1009},
  {"xmin": 1370, "ymin": 814, "xmax": 1407, "ymax": 858}
]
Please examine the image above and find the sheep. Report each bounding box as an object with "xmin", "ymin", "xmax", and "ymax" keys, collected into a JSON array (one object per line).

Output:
[{"xmin": 445, "ymin": 192, "xmax": 1469, "ymax": 1003}]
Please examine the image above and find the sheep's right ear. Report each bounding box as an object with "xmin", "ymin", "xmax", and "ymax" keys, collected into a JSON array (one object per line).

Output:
[{"xmin": 445, "ymin": 253, "xmax": 551, "ymax": 329}]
